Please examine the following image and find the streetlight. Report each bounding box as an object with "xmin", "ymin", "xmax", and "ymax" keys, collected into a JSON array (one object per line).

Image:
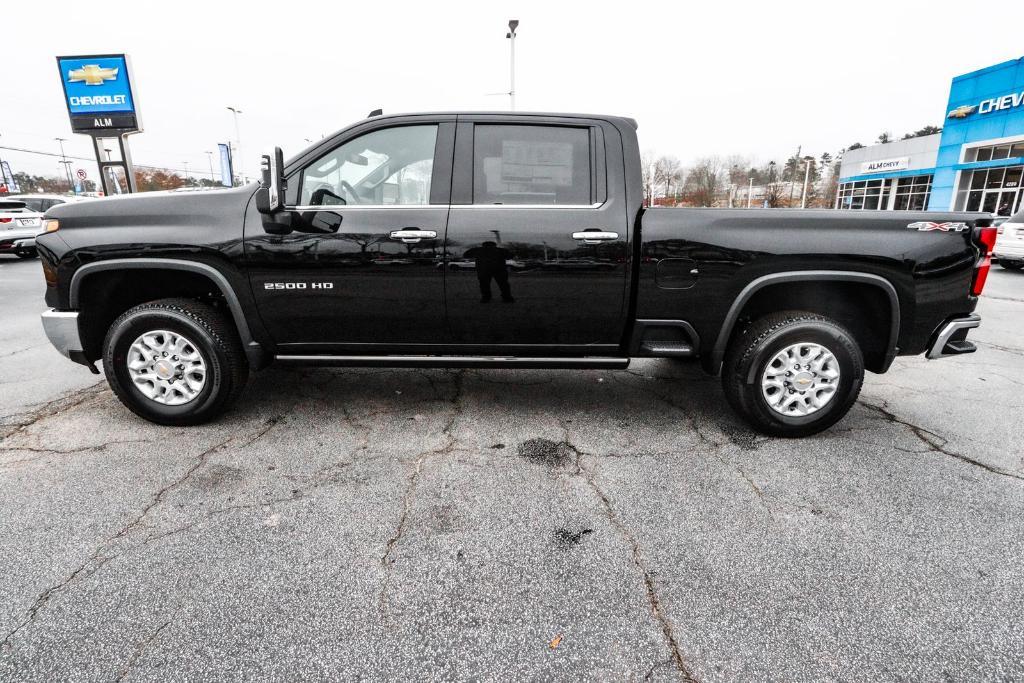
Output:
[
  {"xmin": 54, "ymin": 137, "xmax": 75, "ymax": 194},
  {"xmin": 505, "ymin": 19, "xmax": 519, "ymax": 111},
  {"xmin": 800, "ymin": 155, "xmax": 815, "ymax": 209},
  {"xmin": 226, "ymin": 106, "xmax": 244, "ymax": 184},
  {"xmin": 206, "ymin": 151, "xmax": 215, "ymax": 182}
]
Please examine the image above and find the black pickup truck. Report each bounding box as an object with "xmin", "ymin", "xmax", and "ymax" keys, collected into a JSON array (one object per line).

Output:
[{"xmin": 36, "ymin": 112, "xmax": 996, "ymax": 436}]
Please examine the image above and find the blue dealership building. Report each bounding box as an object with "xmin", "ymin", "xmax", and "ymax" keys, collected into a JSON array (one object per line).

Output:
[{"xmin": 838, "ymin": 56, "xmax": 1024, "ymax": 216}]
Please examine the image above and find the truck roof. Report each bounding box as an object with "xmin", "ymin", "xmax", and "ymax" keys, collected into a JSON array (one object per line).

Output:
[{"xmin": 357, "ymin": 110, "xmax": 638, "ymax": 128}]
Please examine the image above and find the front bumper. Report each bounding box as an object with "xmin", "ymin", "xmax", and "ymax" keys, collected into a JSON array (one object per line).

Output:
[
  {"xmin": 41, "ymin": 309, "xmax": 84, "ymax": 360},
  {"xmin": 926, "ymin": 314, "xmax": 980, "ymax": 360}
]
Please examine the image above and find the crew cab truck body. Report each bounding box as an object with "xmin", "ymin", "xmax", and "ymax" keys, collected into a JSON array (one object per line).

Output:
[{"xmin": 36, "ymin": 112, "xmax": 996, "ymax": 436}]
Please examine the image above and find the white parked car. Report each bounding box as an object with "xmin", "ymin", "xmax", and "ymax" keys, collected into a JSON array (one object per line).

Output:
[
  {"xmin": 995, "ymin": 208, "xmax": 1024, "ymax": 271},
  {"xmin": 0, "ymin": 199, "xmax": 45, "ymax": 258},
  {"xmin": 5, "ymin": 193, "xmax": 82, "ymax": 213}
]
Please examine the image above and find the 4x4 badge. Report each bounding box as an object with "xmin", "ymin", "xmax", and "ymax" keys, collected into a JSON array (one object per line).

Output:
[{"xmin": 907, "ymin": 221, "xmax": 969, "ymax": 232}]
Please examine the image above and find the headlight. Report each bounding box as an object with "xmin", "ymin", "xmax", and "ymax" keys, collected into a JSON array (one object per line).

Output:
[{"xmin": 43, "ymin": 219, "xmax": 60, "ymax": 233}]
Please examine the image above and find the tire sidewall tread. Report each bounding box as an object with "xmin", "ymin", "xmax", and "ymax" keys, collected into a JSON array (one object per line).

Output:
[
  {"xmin": 722, "ymin": 311, "xmax": 864, "ymax": 438},
  {"xmin": 102, "ymin": 298, "xmax": 248, "ymax": 426}
]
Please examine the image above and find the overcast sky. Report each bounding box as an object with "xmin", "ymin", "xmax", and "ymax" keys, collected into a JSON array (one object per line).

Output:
[{"xmin": 3, "ymin": 0, "xmax": 1023, "ymax": 182}]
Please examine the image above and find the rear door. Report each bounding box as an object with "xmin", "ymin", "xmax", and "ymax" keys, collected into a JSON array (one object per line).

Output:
[
  {"xmin": 443, "ymin": 116, "xmax": 630, "ymax": 352},
  {"xmin": 245, "ymin": 118, "xmax": 454, "ymax": 350}
]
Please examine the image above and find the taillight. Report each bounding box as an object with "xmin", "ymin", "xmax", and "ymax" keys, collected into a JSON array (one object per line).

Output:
[
  {"xmin": 971, "ymin": 226, "xmax": 997, "ymax": 296},
  {"xmin": 0, "ymin": 217, "xmax": 10, "ymax": 224}
]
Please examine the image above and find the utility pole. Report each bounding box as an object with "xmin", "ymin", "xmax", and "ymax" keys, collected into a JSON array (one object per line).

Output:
[
  {"xmin": 55, "ymin": 137, "xmax": 76, "ymax": 194},
  {"xmin": 789, "ymin": 145, "xmax": 800, "ymax": 206},
  {"xmin": 227, "ymin": 106, "xmax": 244, "ymax": 184},
  {"xmin": 183, "ymin": 161, "xmax": 190, "ymax": 185},
  {"xmin": 206, "ymin": 151, "xmax": 215, "ymax": 182},
  {"xmin": 747, "ymin": 177, "xmax": 753, "ymax": 209},
  {"xmin": 506, "ymin": 20, "xmax": 519, "ymax": 111},
  {"xmin": 801, "ymin": 156, "xmax": 814, "ymax": 209}
]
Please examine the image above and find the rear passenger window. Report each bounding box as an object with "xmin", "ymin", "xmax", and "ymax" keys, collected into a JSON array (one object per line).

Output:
[{"xmin": 473, "ymin": 125, "xmax": 591, "ymax": 205}]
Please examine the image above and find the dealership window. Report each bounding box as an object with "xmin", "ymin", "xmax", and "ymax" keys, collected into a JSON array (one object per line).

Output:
[
  {"xmin": 893, "ymin": 175, "xmax": 933, "ymax": 211},
  {"xmin": 838, "ymin": 175, "xmax": 932, "ymax": 210},
  {"xmin": 962, "ymin": 166, "xmax": 1024, "ymax": 215},
  {"xmin": 836, "ymin": 178, "xmax": 892, "ymax": 210},
  {"xmin": 966, "ymin": 141, "xmax": 1024, "ymax": 162}
]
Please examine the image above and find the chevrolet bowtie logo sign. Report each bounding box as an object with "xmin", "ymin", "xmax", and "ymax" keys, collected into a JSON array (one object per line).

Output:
[
  {"xmin": 68, "ymin": 64, "xmax": 119, "ymax": 85},
  {"xmin": 946, "ymin": 105, "xmax": 977, "ymax": 119}
]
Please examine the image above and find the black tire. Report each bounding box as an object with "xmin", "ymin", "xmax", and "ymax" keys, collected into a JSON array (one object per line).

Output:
[
  {"xmin": 999, "ymin": 260, "xmax": 1024, "ymax": 271},
  {"xmin": 103, "ymin": 298, "xmax": 248, "ymax": 426},
  {"xmin": 722, "ymin": 311, "xmax": 864, "ymax": 438}
]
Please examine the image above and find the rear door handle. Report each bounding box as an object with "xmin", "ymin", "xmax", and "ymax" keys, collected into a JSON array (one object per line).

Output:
[
  {"xmin": 572, "ymin": 230, "xmax": 619, "ymax": 244},
  {"xmin": 389, "ymin": 229, "xmax": 437, "ymax": 243}
]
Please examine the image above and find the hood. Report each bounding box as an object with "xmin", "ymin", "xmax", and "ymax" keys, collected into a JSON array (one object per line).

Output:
[{"xmin": 46, "ymin": 184, "xmax": 257, "ymax": 230}]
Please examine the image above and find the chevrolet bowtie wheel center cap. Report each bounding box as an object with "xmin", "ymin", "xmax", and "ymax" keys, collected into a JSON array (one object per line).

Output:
[
  {"xmin": 126, "ymin": 330, "xmax": 207, "ymax": 406},
  {"xmin": 760, "ymin": 342, "xmax": 841, "ymax": 417}
]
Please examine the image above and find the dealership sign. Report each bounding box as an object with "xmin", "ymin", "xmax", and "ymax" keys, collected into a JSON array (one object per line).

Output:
[
  {"xmin": 56, "ymin": 54, "xmax": 141, "ymax": 132},
  {"xmin": 947, "ymin": 89, "xmax": 1024, "ymax": 119},
  {"xmin": 860, "ymin": 157, "xmax": 909, "ymax": 174}
]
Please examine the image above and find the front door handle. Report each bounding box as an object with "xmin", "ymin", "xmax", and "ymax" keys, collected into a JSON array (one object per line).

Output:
[
  {"xmin": 389, "ymin": 229, "xmax": 437, "ymax": 244},
  {"xmin": 572, "ymin": 230, "xmax": 619, "ymax": 245}
]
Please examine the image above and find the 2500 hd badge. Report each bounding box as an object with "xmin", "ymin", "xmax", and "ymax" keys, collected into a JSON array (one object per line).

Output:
[{"xmin": 36, "ymin": 110, "xmax": 995, "ymax": 437}]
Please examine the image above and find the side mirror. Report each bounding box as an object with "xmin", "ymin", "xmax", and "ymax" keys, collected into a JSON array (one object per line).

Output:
[{"xmin": 255, "ymin": 147, "xmax": 285, "ymax": 214}]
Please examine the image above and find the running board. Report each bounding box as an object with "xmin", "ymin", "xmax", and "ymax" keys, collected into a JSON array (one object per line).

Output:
[{"xmin": 274, "ymin": 355, "xmax": 630, "ymax": 369}]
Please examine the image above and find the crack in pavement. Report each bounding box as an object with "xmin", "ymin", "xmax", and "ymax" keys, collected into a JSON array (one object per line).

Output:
[
  {"xmin": 114, "ymin": 613, "xmax": 176, "ymax": 682},
  {"xmin": 859, "ymin": 401, "xmax": 1024, "ymax": 482},
  {"xmin": 0, "ymin": 381, "xmax": 107, "ymax": 440},
  {"xmin": 0, "ymin": 439, "xmax": 151, "ymax": 469},
  {"xmin": 974, "ymin": 340, "xmax": 1024, "ymax": 358},
  {"xmin": 0, "ymin": 416, "xmax": 284, "ymax": 651},
  {"xmin": 0, "ymin": 342, "xmax": 47, "ymax": 360},
  {"xmin": 379, "ymin": 370, "xmax": 464, "ymax": 618},
  {"xmin": 560, "ymin": 423, "xmax": 699, "ymax": 682}
]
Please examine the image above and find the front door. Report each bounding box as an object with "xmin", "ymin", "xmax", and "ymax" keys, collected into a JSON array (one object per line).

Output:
[
  {"xmin": 246, "ymin": 121, "xmax": 454, "ymax": 351},
  {"xmin": 443, "ymin": 118, "xmax": 630, "ymax": 352}
]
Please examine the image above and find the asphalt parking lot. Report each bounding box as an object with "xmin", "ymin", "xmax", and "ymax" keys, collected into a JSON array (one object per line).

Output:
[{"xmin": 1, "ymin": 256, "xmax": 1022, "ymax": 681}]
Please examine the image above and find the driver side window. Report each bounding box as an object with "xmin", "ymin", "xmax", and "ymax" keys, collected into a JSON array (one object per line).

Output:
[{"xmin": 299, "ymin": 125, "xmax": 437, "ymax": 206}]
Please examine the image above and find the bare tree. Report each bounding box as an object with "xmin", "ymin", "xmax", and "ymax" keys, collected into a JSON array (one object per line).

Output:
[
  {"xmin": 640, "ymin": 151, "xmax": 658, "ymax": 206},
  {"xmin": 653, "ymin": 156, "xmax": 683, "ymax": 205},
  {"xmin": 684, "ymin": 156, "xmax": 725, "ymax": 207}
]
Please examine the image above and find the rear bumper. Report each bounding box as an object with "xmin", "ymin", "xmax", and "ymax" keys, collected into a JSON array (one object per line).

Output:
[
  {"xmin": 41, "ymin": 309, "xmax": 84, "ymax": 360},
  {"xmin": 0, "ymin": 235, "xmax": 37, "ymax": 250},
  {"xmin": 926, "ymin": 314, "xmax": 980, "ymax": 360}
]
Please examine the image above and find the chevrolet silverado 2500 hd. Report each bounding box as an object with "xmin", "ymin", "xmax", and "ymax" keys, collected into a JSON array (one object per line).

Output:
[{"xmin": 36, "ymin": 112, "xmax": 996, "ymax": 436}]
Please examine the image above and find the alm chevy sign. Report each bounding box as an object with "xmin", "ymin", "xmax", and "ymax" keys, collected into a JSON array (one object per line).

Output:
[{"xmin": 860, "ymin": 157, "xmax": 909, "ymax": 174}]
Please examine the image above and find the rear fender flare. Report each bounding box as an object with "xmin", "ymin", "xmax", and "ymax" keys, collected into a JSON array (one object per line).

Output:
[{"xmin": 710, "ymin": 270, "xmax": 900, "ymax": 375}]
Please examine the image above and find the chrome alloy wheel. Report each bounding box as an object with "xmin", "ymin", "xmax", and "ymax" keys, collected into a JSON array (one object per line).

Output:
[
  {"xmin": 760, "ymin": 342, "xmax": 841, "ymax": 416},
  {"xmin": 126, "ymin": 330, "xmax": 207, "ymax": 406}
]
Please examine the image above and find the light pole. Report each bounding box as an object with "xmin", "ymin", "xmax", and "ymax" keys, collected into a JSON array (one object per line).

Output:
[
  {"xmin": 206, "ymin": 151, "xmax": 215, "ymax": 182},
  {"xmin": 800, "ymin": 156, "xmax": 814, "ymax": 209},
  {"xmin": 747, "ymin": 177, "xmax": 754, "ymax": 209},
  {"xmin": 226, "ymin": 106, "xmax": 244, "ymax": 184},
  {"xmin": 55, "ymin": 137, "xmax": 75, "ymax": 194},
  {"xmin": 506, "ymin": 19, "xmax": 519, "ymax": 111}
]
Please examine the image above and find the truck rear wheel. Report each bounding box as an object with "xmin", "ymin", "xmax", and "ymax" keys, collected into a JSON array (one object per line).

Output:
[
  {"xmin": 102, "ymin": 298, "xmax": 248, "ymax": 426},
  {"xmin": 722, "ymin": 311, "xmax": 863, "ymax": 437}
]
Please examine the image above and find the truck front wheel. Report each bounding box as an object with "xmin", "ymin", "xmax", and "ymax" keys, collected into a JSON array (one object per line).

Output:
[
  {"xmin": 722, "ymin": 312, "xmax": 864, "ymax": 437},
  {"xmin": 102, "ymin": 298, "xmax": 248, "ymax": 426}
]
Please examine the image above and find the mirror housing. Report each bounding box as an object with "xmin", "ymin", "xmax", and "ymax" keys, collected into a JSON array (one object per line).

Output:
[{"xmin": 255, "ymin": 147, "xmax": 285, "ymax": 214}]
